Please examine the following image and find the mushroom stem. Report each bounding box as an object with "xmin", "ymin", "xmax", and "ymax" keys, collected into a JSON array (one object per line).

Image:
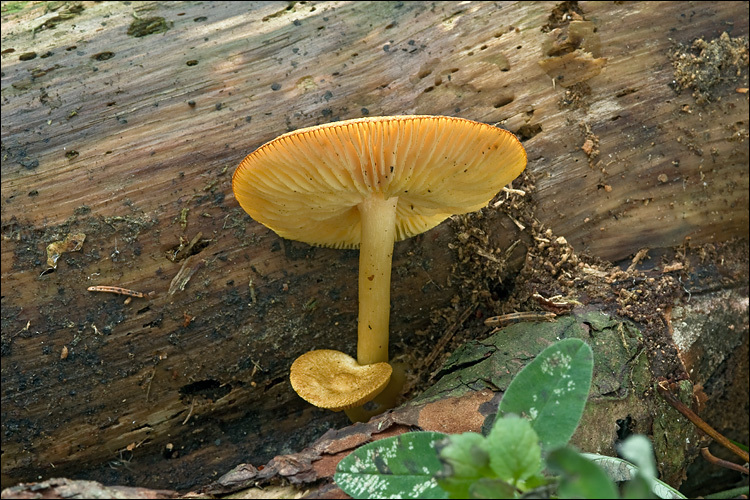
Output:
[
  {"xmin": 356, "ymin": 195, "xmax": 399, "ymax": 366},
  {"xmin": 344, "ymin": 362, "xmax": 407, "ymax": 422}
]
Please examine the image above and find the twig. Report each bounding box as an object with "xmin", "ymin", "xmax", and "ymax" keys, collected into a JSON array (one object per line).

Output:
[
  {"xmin": 657, "ymin": 380, "xmax": 749, "ymax": 464},
  {"xmin": 532, "ymin": 292, "xmax": 576, "ymax": 314},
  {"xmin": 627, "ymin": 248, "xmax": 650, "ymax": 273},
  {"xmin": 475, "ymin": 248, "xmax": 501, "ymax": 263},
  {"xmin": 11, "ymin": 320, "xmax": 31, "ymax": 339},
  {"xmin": 88, "ymin": 285, "xmax": 151, "ymax": 298},
  {"xmin": 182, "ymin": 397, "xmax": 196, "ymax": 425},
  {"xmin": 507, "ymin": 215, "xmax": 526, "ymax": 231},
  {"xmin": 700, "ymin": 447, "xmax": 749, "ymax": 475},
  {"xmin": 504, "ymin": 239, "xmax": 521, "ymax": 259},
  {"xmin": 484, "ymin": 311, "xmax": 556, "ymax": 328},
  {"xmin": 168, "ymin": 256, "xmax": 204, "ymax": 295},
  {"xmin": 168, "ymin": 232, "xmax": 203, "ymax": 262},
  {"xmin": 421, "ymin": 270, "xmax": 442, "ymax": 291},
  {"xmin": 502, "ymin": 186, "xmax": 526, "ymax": 197}
]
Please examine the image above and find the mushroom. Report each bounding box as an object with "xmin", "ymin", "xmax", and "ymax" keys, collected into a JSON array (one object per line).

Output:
[
  {"xmin": 290, "ymin": 349, "xmax": 392, "ymax": 411},
  {"xmin": 232, "ymin": 115, "xmax": 527, "ymax": 419}
]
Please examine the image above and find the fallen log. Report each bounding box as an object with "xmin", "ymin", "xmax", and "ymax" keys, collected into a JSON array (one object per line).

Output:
[{"xmin": 1, "ymin": 0, "xmax": 747, "ymax": 494}]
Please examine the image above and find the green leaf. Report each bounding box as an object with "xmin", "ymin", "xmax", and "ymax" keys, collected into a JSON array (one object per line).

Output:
[
  {"xmin": 436, "ymin": 432, "xmax": 494, "ymax": 499},
  {"xmin": 334, "ymin": 431, "xmax": 449, "ymax": 499},
  {"xmin": 622, "ymin": 473, "xmax": 654, "ymax": 499},
  {"xmin": 703, "ymin": 486, "xmax": 750, "ymax": 500},
  {"xmin": 619, "ymin": 435, "xmax": 658, "ymax": 499},
  {"xmin": 582, "ymin": 452, "xmax": 686, "ymax": 499},
  {"xmin": 469, "ymin": 477, "xmax": 517, "ymax": 499},
  {"xmin": 618, "ymin": 435, "xmax": 657, "ymax": 479},
  {"xmin": 497, "ymin": 338, "xmax": 593, "ymax": 451},
  {"xmin": 519, "ymin": 473, "xmax": 554, "ymax": 491},
  {"xmin": 546, "ymin": 447, "xmax": 619, "ymax": 499},
  {"xmin": 485, "ymin": 414, "xmax": 542, "ymax": 487}
]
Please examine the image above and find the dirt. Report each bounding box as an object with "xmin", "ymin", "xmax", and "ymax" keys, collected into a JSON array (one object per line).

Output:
[{"xmin": 670, "ymin": 32, "xmax": 749, "ymax": 105}]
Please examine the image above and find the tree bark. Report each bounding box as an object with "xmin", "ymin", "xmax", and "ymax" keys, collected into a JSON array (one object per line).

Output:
[{"xmin": 1, "ymin": 0, "xmax": 747, "ymax": 494}]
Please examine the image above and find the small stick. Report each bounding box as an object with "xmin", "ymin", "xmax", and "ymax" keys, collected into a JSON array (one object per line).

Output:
[
  {"xmin": 700, "ymin": 447, "xmax": 749, "ymax": 475},
  {"xmin": 88, "ymin": 285, "xmax": 150, "ymax": 298},
  {"xmin": 627, "ymin": 248, "xmax": 650, "ymax": 273},
  {"xmin": 484, "ymin": 311, "xmax": 556, "ymax": 328},
  {"xmin": 168, "ymin": 256, "xmax": 204, "ymax": 296},
  {"xmin": 182, "ymin": 397, "xmax": 196, "ymax": 425},
  {"xmin": 532, "ymin": 293, "xmax": 576, "ymax": 314},
  {"xmin": 11, "ymin": 320, "xmax": 31, "ymax": 339},
  {"xmin": 502, "ymin": 186, "xmax": 526, "ymax": 197},
  {"xmin": 507, "ymin": 215, "xmax": 526, "ymax": 231},
  {"xmin": 657, "ymin": 380, "xmax": 749, "ymax": 464},
  {"xmin": 475, "ymin": 248, "xmax": 501, "ymax": 263}
]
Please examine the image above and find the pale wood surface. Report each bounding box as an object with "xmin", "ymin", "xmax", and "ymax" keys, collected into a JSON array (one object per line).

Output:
[{"xmin": 1, "ymin": 0, "xmax": 748, "ymax": 492}]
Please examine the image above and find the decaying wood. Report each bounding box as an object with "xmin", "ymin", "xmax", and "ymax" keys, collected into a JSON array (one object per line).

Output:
[
  {"xmin": 0, "ymin": 477, "xmax": 178, "ymax": 499},
  {"xmin": 1, "ymin": 0, "xmax": 747, "ymax": 494}
]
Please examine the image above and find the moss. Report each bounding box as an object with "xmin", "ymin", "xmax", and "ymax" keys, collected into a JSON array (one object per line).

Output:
[
  {"xmin": 415, "ymin": 310, "xmax": 643, "ymax": 403},
  {"xmin": 1, "ymin": 2, "xmax": 29, "ymax": 16},
  {"xmin": 652, "ymin": 379, "xmax": 699, "ymax": 486}
]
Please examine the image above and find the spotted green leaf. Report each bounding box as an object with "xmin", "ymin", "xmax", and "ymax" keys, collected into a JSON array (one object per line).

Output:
[
  {"xmin": 335, "ymin": 431, "xmax": 449, "ymax": 499},
  {"xmin": 497, "ymin": 338, "xmax": 593, "ymax": 451}
]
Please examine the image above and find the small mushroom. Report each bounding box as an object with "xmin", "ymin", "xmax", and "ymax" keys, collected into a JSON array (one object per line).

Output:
[
  {"xmin": 232, "ymin": 115, "xmax": 526, "ymax": 418},
  {"xmin": 290, "ymin": 349, "xmax": 392, "ymax": 411}
]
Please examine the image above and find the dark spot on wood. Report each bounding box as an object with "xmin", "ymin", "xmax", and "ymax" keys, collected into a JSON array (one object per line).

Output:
[
  {"xmin": 127, "ymin": 17, "xmax": 170, "ymax": 37},
  {"xmin": 179, "ymin": 379, "xmax": 231, "ymax": 401},
  {"xmin": 616, "ymin": 88, "xmax": 639, "ymax": 98},
  {"xmin": 91, "ymin": 52, "xmax": 114, "ymax": 61},
  {"xmin": 516, "ymin": 124, "xmax": 542, "ymax": 141},
  {"xmin": 494, "ymin": 95, "xmax": 514, "ymax": 108}
]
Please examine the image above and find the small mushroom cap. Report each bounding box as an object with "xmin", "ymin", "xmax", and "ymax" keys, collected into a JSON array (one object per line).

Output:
[
  {"xmin": 232, "ymin": 115, "xmax": 527, "ymax": 248},
  {"xmin": 289, "ymin": 349, "xmax": 392, "ymax": 411}
]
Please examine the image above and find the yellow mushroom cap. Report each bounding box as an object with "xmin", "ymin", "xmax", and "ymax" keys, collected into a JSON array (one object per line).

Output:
[
  {"xmin": 289, "ymin": 349, "xmax": 393, "ymax": 411},
  {"xmin": 232, "ymin": 115, "xmax": 527, "ymax": 248}
]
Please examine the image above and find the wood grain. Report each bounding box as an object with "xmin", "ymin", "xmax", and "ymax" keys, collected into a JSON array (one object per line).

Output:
[{"xmin": 1, "ymin": 0, "xmax": 747, "ymax": 491}]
